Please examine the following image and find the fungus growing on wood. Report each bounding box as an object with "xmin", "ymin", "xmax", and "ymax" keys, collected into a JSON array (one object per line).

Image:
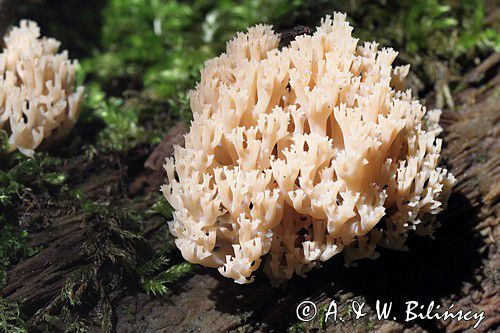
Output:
[
  {"xmin": 162, "ymin": 13, "xmax": 455, "ymax": 284},
  {"xmin": 0, "ymin": 20, "xmax": 84, "ymax": 156}
]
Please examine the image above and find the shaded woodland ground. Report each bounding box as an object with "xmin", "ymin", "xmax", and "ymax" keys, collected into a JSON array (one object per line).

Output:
[{"xmin": 0, "ymin": 1, "xmax": 498, "ymax": 332}]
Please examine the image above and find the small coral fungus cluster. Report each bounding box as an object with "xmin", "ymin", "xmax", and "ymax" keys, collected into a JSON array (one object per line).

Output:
[
  {"xmin": 0, "ymin": 20, "xmax": 84, "ymax": 156},
  {"xmin": 162, "ymin": 13, "xmax": 455, "ymax": 284}
]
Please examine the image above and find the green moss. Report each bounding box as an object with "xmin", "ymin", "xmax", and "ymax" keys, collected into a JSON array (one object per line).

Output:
[
  {"xmin": 0, "ymin": 298, "xmax": 27, "ymax": 333},
  {"xmin": 455, "ymin": 1, "xmax": 499, "ymax": 54},
  {"xmin": 0, "ymin": 152, "xmax": 147, "ymax": 331},
  {"xmin": 146, "ymin": 197, "xmax": 174, "ymax": 220},
  {"xmin": 33, "ymin": 201, "xmax": 145, "ymax": 332},
  {"xmin": 141, "ymin": 262, "xmax": 194, "ymax": 296},
  {"xmin": 288, "ymin": 321, "xmax": 305, "ymax": 333},
  {"xmin": 74, "ymin": 0, "xmax": 498, "ymax": 157},
  {"xmin": 318, "ymin": 303, "xmax": 329, "ymax": 330},
  {"xmin": 0, "ymin": 153, "xmax": 67, "ymax": 287},
  {"xmin": 366, "ymin": 319, "xmax": 375, "ymax": 330},
  {"xmin": 0, "ymin": 226, "xmax": 38, "ymax": 286},
  {"xmin": 94, "ymin": 97, "xmax": 143, "ymax": 151},
  {"xmin": 81, "ymin": 0, "xmax": 306, "ymax": 125},
  {"xmin": 0, "ymin": 131, "xmax": 9, "ymax": 155}
]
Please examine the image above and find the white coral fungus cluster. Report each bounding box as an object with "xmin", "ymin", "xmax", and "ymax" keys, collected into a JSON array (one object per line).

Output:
[
  {"xmin": 162, "ymin": 13, "xmax": 455, "ymax": 284},
  {"xmin": 0, "ymin": 20, "xmax": 84, "ymax": 156}
]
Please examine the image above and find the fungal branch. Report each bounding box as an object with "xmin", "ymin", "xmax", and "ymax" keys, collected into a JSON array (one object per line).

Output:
[
  {"xmin": 162, "ymin": 13, "xmax": 455, "ymax": 284},
  {"xmin": 0, "ymin": 20, "xmax": 84, "ymax": 156}
]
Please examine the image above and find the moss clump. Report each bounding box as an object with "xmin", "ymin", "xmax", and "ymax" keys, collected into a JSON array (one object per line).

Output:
[
  {"xmin": 140, "ymin": 261, "xmax": 194, "ymax": 296},
  {"xmin": 93, "ymin": 97, "xmax": 143, "ymax": 152},
  {"xmin": 288, "ymin": 321, "xmax": 305, "ymax": 333},
  {"xmin": 0, "ymin": 154, "xmax": 64, "ymax": 206},
  {"xmin": 146, "ymin": 197, "xmax": 174, "ymax": 220},
  {"xmin": 0, "ymin": 153, "xmax": 67, "ymax": 287},
  {"xmin": 31, "ymin": 201, "xmax": 145, "ymax": 332},
  {"xmin": 0, "ymin": 226, "xmax": 38, "ymax": 286},
  {"xmin": 0, "ymin": 298, "xmax": 27, "ymax": 333}
]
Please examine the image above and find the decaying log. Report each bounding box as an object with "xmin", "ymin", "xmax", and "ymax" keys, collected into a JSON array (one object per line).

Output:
[
  {"xmin": 144, "ymin": 122, "xmax": 188, "ymax": 172},
  {"xmin": 2, "ymin": 213, "xmax": 87, "ymax": 312}
]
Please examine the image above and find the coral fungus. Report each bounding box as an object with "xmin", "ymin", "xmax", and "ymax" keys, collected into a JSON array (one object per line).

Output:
[
  {"xmin": 162, "ymin": 13, "xmax": 455, "ymax": 284},
  {"xmin": 0, "ymin": 20, "xmax": 84, "ymax": 156}
]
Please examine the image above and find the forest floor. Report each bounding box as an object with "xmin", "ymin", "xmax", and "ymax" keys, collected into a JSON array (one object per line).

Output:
[{"xmin": 0, "ymin": 1, "xmax": 499, "ymax": 332}]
